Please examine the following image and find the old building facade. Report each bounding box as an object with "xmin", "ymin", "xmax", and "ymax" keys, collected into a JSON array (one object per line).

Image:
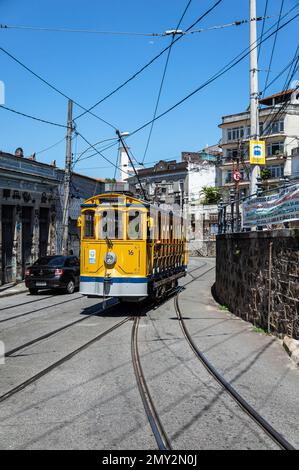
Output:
[
  {"xmin": 218, "ymin": 89, "xmax": 299, "ymax": 200},
  {"xmin": 0, "ymin": 149, "xmax": 107, "ymax": 285}
]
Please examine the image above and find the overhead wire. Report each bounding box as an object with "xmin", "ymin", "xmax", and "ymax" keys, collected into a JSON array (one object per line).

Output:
[
  {"xmin": 73, "ymin": 0, "xmax": 224, "ymax": 122},
  {"xmin": 141, "ymin": 0, "xmax": 193, "ymax": 165},
  {"xmin": 75, "ymin": 132, "xmax": 130, "ymax": 177},
  {"xmin": 262, "ymin": 0, "xmax": 285, "ymax": 97},
  {"xmin": 72, "ymin": 140, "xmax": 119, "ymax": 168},
  {"xmin": 257, "ymin": 0, "xmax": 269, "ymax": 61},
  {"xmin": 0, "ymin": 104, "xmax": 70, "ymax": 128},
  {"xmin": 128, "ymin": 6, "xmax": 299, "ymax": 139},
  {"xmin": 0, "ymin": 46, "xmax": 118, "ymax": 130},
  {"xmin": 261, "ymin": 48, "xmax": 299, "ymax": 96},
  {"xmin": 0, "ymin": 16, "xmax": 274, "ymax": 37}
]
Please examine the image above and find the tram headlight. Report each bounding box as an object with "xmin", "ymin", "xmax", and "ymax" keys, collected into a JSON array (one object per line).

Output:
[{"xmin": 104, "ymin": 251, "xmax": 117, "ymax": 266}]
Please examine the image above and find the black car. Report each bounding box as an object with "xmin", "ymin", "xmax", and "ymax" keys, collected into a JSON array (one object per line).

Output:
[{"xmin": 25, "ymin": 255, "xmax": 80, "ymax": 295}]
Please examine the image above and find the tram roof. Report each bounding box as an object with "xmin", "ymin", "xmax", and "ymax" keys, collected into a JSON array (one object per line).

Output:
[{"xmin": 81, "ymin": 192, "xmax": 151, "ymax": 208}]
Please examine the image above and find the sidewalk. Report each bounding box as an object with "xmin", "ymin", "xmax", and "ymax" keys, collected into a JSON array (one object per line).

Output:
[{"xmin": 0, "ymin": 281, "xmax": 27, "ymax": 298}]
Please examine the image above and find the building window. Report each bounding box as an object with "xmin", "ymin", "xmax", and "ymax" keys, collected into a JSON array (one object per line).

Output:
[
  {"xmin": 266, "ymin": 141, "xmax": 284, "ymax": 156},
  {"xmin": 168, "ymin": 183, "xmax": 174, "ymax": 194},
  {"xmin": 264, "ymin": 120, "xmax": 284, "ymax": 135},
  {"xmin": 269, "ymin": 165, "xmax": 284, "ymax": 178},
  {"xmin": 227, "ymin": 127, "xmax": 244, "ymax": 141},
  {"xmin": 226, "ymin": 149, "xmax": 239, "ymax": 160}
]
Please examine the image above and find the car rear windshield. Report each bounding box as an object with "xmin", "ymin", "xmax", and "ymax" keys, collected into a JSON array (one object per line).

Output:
[{"xmin": 33, "ymin": 257, "xmax": 66, "ymax": 267}]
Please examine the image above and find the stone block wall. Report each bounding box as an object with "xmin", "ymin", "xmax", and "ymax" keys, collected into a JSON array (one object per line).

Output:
[{"xmin": 215, "ymin": 229, "xmax": 299, "ymax": 339}]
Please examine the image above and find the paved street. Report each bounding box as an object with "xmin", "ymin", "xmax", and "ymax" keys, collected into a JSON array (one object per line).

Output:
[{"xmin": 0, "ymin": 258, "xmax": 298, "ymax": 450}]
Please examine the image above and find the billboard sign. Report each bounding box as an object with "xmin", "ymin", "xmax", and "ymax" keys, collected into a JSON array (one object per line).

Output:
[
  {"xmin": 243, "ymin": 184, "xmax": 299, "ymax": 227},
  {"xmin": 249, "ymin": 140, "xmax": 266, "ymax": 165}
]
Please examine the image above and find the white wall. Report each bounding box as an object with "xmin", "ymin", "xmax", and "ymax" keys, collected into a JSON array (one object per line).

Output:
[{"xmin": 187, "ymin": 162, "xmax": 216, "ymax": 203}]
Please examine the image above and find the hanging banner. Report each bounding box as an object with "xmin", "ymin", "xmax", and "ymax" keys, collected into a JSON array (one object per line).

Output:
[
  {"xmin": 249, "ymin": 140, "xmax": 266, "ymax": 165},
  {"xmin": 242, "ymin": 184, "xmax": 299, "ymax": 227}
]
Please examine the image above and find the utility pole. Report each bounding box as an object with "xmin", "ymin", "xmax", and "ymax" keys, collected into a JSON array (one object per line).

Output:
[
  {"xmin": 62, "ymin": 99, "xmax": 73, "ymax": 255},
  {"xmin": 249, "ymin": 0, "xmax": 260, "ymax": 195}
]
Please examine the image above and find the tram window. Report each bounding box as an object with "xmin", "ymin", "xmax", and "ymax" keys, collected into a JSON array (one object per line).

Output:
[
  {"xmin": 99, "ymin": 210, "xmax": 123, "ymax": 239},
  {"xmin": 84, "ymin": 211, "xmax": 95, "ymax": 238},
  {"xmin": 127, "ymin": 210, "xmax": 142, "ymax": 240}
]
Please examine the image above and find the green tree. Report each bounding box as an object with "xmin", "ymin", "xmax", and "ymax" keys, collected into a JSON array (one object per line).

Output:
[
  {"xmin": 260, "ymin": 167, "xmax": 271, "ymax": 181},
  {"xmin": 200, "ymin": 186, "xmax": 221, "ymax": 204},
  {"xmin": 105, "ymin": 178, "xmax": 117, "ymax": 183}
]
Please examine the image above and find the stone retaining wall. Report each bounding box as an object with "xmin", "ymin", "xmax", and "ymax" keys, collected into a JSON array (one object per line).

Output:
[{"xmin": 215, "ymin": 229, "xmax": 299, "ymax": 339}]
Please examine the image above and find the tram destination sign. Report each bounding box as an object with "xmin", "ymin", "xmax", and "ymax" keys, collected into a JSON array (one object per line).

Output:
[{"xmin": 242, "ymin": 183, "xmax": 299, "ymax": 227}]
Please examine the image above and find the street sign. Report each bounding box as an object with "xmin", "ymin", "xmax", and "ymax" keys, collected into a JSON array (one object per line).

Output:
[
  {"xmin": 249, "ymin": 140, "xmax": 266, "ymax": 165},
  {"xmin": 233, "ymin": 169, "xmax": 241, "ymax": 182}
]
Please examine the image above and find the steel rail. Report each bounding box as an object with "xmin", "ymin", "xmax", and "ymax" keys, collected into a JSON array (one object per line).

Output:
[
  {"xmin": 182, "ymin": 265, "xmax": 215, "ymax": 287},
  {"xmin": 0, "ymin": 295, "xmax": 82, "ymax": 324},
  {"xmin": 174, "ymin": 292, "xmax": 295, "ymax": 450},
  {"xmin": 5, "ymin": 299, "xmax": 119, "ymax": 357},
  {"xmin": 0, "ymin": 294, "xmax": 54, "ymax": 312},
  {"xmin": 0, "ymin": 317, "xmax": 130, "ymax": 404},
  {"xmin": 131, "ymin": 316, "xmax": 172, "ymax": 450}
]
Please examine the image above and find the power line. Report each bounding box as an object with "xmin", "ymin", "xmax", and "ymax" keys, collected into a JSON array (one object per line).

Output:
[
  {"xmin": 73, "ymin": 0, "xmax": 224, "ymax": 122},
  {"xmin": 73, "ymin": 140, "xmax": 119, "ymax": 167},
  {"xmin": 0, "ymin": 16, "xmax": 273, "ymax": 37},
  {"xmin": 141, "ymin": 0, "xmax": 193, "ymax": 164},
  {"xmin": 35, "ymin": 136, "xmax": 66, "ymax": 155},
  {"xmin": 69, "ymin": 5, "xmax": 299, "ymax": 179},
  {"xmin": 0, "ymin": 104, "xmax": 70, "ymax": 128},
  {"xmin": 129, "ymin": 6, "xmax": 299, "ymax": 139},
  {"xmin": 260, "ymin": 49, "xmax": 299, "ymax": 137},
  {"xmin": 0, "ymin": 24, "xmax": 161, "ymax": 36},
  {"xmin": 75, "ymin": 132, "xmax": 130, "ymax": 177},
  {"xmin": 0, "ymin": 46, "xmax": 117, "ymax": 130},
  {"xmin": 116, "ymin": 130, "xmax": 147, "ymax": 200},
  {"xmin": 73, "ymin": 137, "xmax": 118, "ymax": 164},
  {"xmin": 262, "ymin": 0, "xmax": 285, "ymax": 97},
  {"xmin": 261, "ymin": 48, "xmax": 299, "ymax": 96},
  {"xmin": 258, "ymin": 0, "xmax": 269, "ymax": 61}
]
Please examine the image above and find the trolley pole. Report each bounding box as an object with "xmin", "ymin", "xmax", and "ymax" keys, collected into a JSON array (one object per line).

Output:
[
  {"xmin": 62, "ymin": 99, "xmax": 73, "ymax": 255},
  {"xmin": 249, "ymin": 0, "xmax": 260, "ymax": 195}
]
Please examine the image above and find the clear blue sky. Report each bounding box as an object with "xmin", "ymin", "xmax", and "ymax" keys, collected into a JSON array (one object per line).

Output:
[{"xmin": 0, "ymin": 0, "xmax": 298, "ymax": 178}]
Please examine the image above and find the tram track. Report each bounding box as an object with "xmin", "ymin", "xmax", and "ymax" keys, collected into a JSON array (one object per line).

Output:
[
  {"xmin": 128, "ymin": 263, "xmax": 215, "ymax": 450},
  {"xmin": 0, "ymin": 295, "xmax": 83, "ymax": 324},
  {"xmin": 4, "ymin": 298, "xmax": 119, "ymax": 357},
  {"xmin": 0, "ymin": 316, "xmax": 129, "ymax": 405},
  {"xmin": 0, "ymin": 294, "xmax": 55, "ymax": 312},
  {"xmin": 131, "ymin": 316, "xmax": 172, "ymax": 450},
  {"xmin": 173, "ymin": 281, "xmax": 295, "ymax": 450}
]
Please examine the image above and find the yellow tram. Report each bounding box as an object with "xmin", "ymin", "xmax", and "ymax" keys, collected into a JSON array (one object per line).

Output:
[{"xmin": 77, "ymin": 192, "xmax": 187, "ymax": 301}]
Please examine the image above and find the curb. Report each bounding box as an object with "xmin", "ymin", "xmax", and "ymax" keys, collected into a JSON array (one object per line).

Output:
[
  {"xmin": 0, "ymin": 286, "xmax": 27, "ymax": 299},
  {"xmin": 283, "ymin": 336, "xmax": 299, "ymax": 366}
]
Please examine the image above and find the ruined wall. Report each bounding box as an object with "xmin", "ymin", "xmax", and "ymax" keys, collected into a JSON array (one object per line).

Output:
[{"xmin": 215, "ymin": 230, "xmax": 299, "ymax": 339}]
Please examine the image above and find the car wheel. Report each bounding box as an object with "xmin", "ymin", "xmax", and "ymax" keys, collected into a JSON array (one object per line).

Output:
[
  {"xmin": 65, "ymin": 280, "xmax": 75, "ymax": 294},
  {"xmin": 29, "ymin": 288, "xmax": 38, "ymax": 295}
]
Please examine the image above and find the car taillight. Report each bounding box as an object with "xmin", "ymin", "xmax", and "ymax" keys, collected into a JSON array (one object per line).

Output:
[
  {"xmin": 25, "ymin": 269, "xmax": 31, "ymax": 276},
  {"xmin": 55, "ymin": 269, "xmax": 64, "ymax": 276}
]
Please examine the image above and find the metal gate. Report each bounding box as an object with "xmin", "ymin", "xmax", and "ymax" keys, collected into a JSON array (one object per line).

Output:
[
  {"xmin": 21, "ymin": 207, "xmax": 33, "ymax": 277},
  {"xmin": 1, "ymin": 205, "xmax": 14, "ymax": 284},
  {"xmin": 39, "ymin": 208, "xmax": 49, "ymax": 257}
]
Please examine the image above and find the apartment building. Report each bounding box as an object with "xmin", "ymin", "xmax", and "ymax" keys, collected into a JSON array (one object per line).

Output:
[{"xmin": 218, "ymin": 88, "xmax": 299, "ymax": 200}]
